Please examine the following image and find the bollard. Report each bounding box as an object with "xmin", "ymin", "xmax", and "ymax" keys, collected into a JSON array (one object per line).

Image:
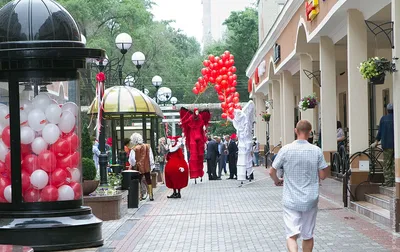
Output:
[
  {"xmin": 122, "ymin": 170, "xmax": 140, "ymax": 208},
  {"xmin": 111, "ymin": 164, "xmax": 122, "ymax": 174}
]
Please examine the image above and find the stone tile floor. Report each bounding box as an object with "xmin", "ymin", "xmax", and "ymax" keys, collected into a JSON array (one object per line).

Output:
[{"xmin": 67, "ymin": 166, "xmax": 400, "ymax": 252}]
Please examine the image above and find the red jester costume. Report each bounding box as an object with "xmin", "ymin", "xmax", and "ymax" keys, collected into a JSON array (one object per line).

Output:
[
  {"xmin": 179, "ymin": 107, "xmax": 210, "ymax": 183},
  {"xmin": 165, "ymin": 136, "xmax": 189, "ymax": 198}
]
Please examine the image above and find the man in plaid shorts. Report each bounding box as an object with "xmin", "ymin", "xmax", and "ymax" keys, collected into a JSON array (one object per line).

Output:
[{"xmin": 269, "ymin": 120, "xmax": 329, "ymax": 252}]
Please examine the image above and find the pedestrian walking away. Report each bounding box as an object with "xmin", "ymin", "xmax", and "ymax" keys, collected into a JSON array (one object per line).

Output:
[{"xmin": 269, "ymin": 120, "xmax": 329, "ymax": 252}]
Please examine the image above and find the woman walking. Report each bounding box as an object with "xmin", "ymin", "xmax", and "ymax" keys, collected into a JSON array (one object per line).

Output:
[{"xmin": 158, "ymin": 137, "xmax": 168, "ymax": 184}]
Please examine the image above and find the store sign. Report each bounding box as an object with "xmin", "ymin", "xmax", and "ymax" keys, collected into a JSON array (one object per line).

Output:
[
  {"xmin": 305, "ymin": 0, "xmax": 319, "ymax": 21},
  {"xmin": 273, "ymin": 43, "xmax": 281, "ymax": 64}
]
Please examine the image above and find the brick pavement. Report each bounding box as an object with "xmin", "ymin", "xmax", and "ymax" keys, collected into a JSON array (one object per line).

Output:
[{"xmin": 69, "ymin": 166, "xmax": 400, "ymax": 252}]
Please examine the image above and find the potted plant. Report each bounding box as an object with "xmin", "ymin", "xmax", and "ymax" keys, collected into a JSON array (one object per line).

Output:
[
  {"xmin": 299, "ymin": 93, "xmax": 318, "ymax": 111},
  {"xmin": 82, "ymin": 157, "xmax": 99, "ymax": 195},
  {"xmin": 260, "ymin": 112, "xmax": 271, "ymax": 122},
  {"xmin": 359, "ymin": 57, "xmax": 394, "ymax": 85}
]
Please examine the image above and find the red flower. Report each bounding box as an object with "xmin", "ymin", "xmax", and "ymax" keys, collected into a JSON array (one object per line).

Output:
[{"xmin": 96, "ymin": 72, "xmax": 106, "ymax": 82}]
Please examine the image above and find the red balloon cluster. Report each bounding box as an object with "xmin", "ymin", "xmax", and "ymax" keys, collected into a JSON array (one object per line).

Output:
[
  {"xmin": 193, "ymin": 51, "xmax": 241, "ymax": 119},
  {"xmin": 0, "ymin": 125, "xmax": 81, "ymax": 203}
]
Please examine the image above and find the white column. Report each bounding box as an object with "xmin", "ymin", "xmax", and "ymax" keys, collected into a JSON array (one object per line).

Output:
[
  {"xmin": 280, "ymin": 74, "xmax": 285, "ymax": 143},
  {"xmin": 255, "ymin": 93, "xmax": 267, "ymax": 145},
  {"xmin": 282, "ymin": 70, "xmax": 295, "ymax": 145},
  {"xmin": 272, "ymin": 80, "xmax": 281, "ymax": 146},
  {"xmin": 392, "ymin": 0, "xmax": 400, "ymax": 200},
  {"xmin": 347, "ymin": 9, "xmax": 368, "ymax": 154},
  {"xmin": 171, "ymin": 115, "xmax": 176, "ymax": 136},
  {"xmin": 320, "ymin": 36, "xmax": 337, "ymax": 153},
  {"xmin": 268, "ymin": 83, "xmax": 273, "ymax": 146},
  {"xmin": 300, "ymin": 54, "xmax": 315, "ymax": 127}
]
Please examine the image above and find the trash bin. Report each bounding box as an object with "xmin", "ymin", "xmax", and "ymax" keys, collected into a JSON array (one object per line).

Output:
[
  {"xmin": 151, "ymin": 172, "xmax": 157, "ymax": 188},
  {"xmin": 121, "ymin": 170, "xmax": 140, "ymax": 208},
  {"xmin": 111, "ymin": 164, "xmax": 123, "ymax": 174}
]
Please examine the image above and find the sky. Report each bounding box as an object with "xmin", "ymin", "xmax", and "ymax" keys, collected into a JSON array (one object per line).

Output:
[{"xmin": 151, "ymin": 0, "xmax": 204, "ymax": 43}]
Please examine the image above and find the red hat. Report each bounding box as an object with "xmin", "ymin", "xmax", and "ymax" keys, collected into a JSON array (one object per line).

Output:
[
  {"xmin": 194, "ymin": 108, "xmax": 199, "ymax": 112},
  {"xmin": 231, "ymin": 133, "xmax": 237, "ymax": 139},
  {"xmin": 106, "ymin": 138, "xmax": 112, "ymax": 146}
]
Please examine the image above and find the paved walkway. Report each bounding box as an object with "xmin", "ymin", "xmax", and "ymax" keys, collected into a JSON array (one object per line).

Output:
[{"xmin": 72, "ymin": 166, "xmax": 400, "ymax": 252}]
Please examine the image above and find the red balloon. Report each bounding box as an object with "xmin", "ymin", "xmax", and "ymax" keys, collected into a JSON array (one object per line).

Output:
[
  {"xmin": 232, "ymin": 80, "xmax": 237, "ymax": 87},
  {"xmin": 70, "ymin": 182, "xmax": 82, "ymax": 200},
  {"xmin": 231, "ymin": 66, "xmax": 237, "ymax": 73},
  {"xmin": 230, "ymin": 87, "xmax": 237, "ymax": 93},
  {"xmin": 0, "ymin": 196, "xmax": 7, "ymax": 203},
  {"xmin": 195, "ymin": 82, "xmax": 201, "ymax": 90},
  {"xmin": 221, "ymin": 80, "xmax": 228, "ymax": 89},
  {"xmin": 234, "ymin": 92, "xmax": 240, "ymax": 98},
  {"xmin": 0, "ymin": 161, "xmax": 9, "ymax": 178},
  {"xmin": 228, "ymin": 107, "xmax": 234, "ymax": 114},
  {"xmin": 229, "ymin": 113, "xmax": 235, "ymax": 120},
  {"xmin": 65, "ymin": 133, "xmax": 79, "ymax": 153},
  {"xmin": 1, "ymin": 126, "xmax": 10, "ymax": 147},
  {"xmin": 214, "ymin": 84, "xmax": 221, "ymax": 93},
  {"xmin": 21, "ymin": 144, "xmax": 31, "ymax": 158},
  {"xmin": 215, "ymin": 56, "xmax": 220, "ymax": 62},
  {"xmin": 201, "ymin": 68, "xmax": 207, "ymax": 75},
  {"xmin": 226, "ymin": 96, "xmax": 233, "ymax": 104},
  {"xmin": 224, "ymin": 50, "xmax": 230, "ymax": 55},
  {"xmin": 218, "ymin": 95, "xmax": 224, "ymax": 102},
  {"xmin": 208, "ymin": 77, "xmax": 215, "ymax": 84},
  {"xmin": 57, "ymin": 152, "xmax": 80, "ymax": 169},
  {"xmin": 208, "ymin": 55, "xmax": 215, "ymax": 62},
  {"xmin": 198, "ymin": 77, "xmax": 204, "ymax": 84},
  {"xmin": 50, "ymin": 138, "xmax": 68, "ymax": 158},
  {"xmin": 218, "ymin": 60, "xmax": 224, "ymax": 67},
  {"xmin": 38, "ymin": 150, "xmax": 57, "ymax": 173},
  {"xmin": 21, "ymin": 170, "xmax": 30, "ymax": 192},
  {"xmin": 4, "ymin": 152, "xmax": 10, "ymax": 171},
  {"xmin": 41, "ymin": 185, "xmax": 59, "ymax": 202},
  {"xmin": 203, "ymin": 60, "xmax": 210, "ymax": 67},
  {"xmin": 22, "ymin": 154, "xmax": 39, "ymax": 174},
  {"xmin": 0, "ymin": 176, "xmax": 10, "ymax": 192},
  {"xmin": 24, "ymin": 188, "xmax": 41, "ymax": 202},
  {"xmin": 221, "ymin": 113, "xmax": 228, "ymax": 119},
  {"xmin": 192, "ymin": 87, "xmax": 199, "ymax": 95},
  {"xmin": 229, "ymin": 55, "xmax": 234, "ymax": 60},
  {"xmin": 211, "ymin": 70, "xmax": 217, "ymax": 78},
  {"xmin": 232, "ymin": 74, "xmax": 237, "ymax": 80},
  {"xmin": 233, "ymin": 97, "xmax": 240, "ymax": 104},
  {"xmin": 50, "ymin": 168, "xmax": 68, "ymax": 188}
]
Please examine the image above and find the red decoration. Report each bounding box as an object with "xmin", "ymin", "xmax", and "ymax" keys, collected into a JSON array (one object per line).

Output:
[
  {"xmin": 96, "ymin": 72, "xmax": 106, "ymax": 82},
  {"xmin": 38, "ymin": 150, "xmax": 57, "ymax": 173},
  {"xmin": 41, "ymin": 185, "xmax": 59, "ymax": 202}
]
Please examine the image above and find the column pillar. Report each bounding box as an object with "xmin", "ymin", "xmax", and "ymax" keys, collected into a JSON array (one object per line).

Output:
[
  {"xmin": 272, "ymin": 80, "xmax": 281, "ymax": 147},
  {"xmin": 268, "ymin": 82, "xmax": 273, "ymax": 147},
  {"xmin": 347, "ymin": 9, "xmax": 369, "ymax": 154},
  {"xmin": 282, "ymin": 70, "xmax": 295, "ymax": 145},
  {"xmin": 320, "ymin": 36, "xmax": 337, "ymax": 158},
  {"xmin": 254, "ymin": 93, "xmax": 267, "ymax": 145},
  {"xmin": 392, "ymin": 0, "xmax": 400, "ymax": 231},
  {"xmin": 300, "ymin": 54, "xmax": 315, "ymax": 127}
]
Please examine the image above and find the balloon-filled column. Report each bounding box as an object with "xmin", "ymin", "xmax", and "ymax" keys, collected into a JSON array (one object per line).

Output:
[
  {"xmin": 0, "ymin": 95, "xmax": 81, "ymax": 203},
  {"xmin": 192, "ymin": 51, "xmax": 241, "ymax": 119}
]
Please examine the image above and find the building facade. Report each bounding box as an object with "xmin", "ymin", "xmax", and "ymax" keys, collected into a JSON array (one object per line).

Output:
[{"xmin": 247, "ymin": 0, "xmax": 400, "ymax": 231}]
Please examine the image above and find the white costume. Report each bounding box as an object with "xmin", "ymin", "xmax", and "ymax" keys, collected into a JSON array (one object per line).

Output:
[{"xmin": 232, "ymin": 101, "xmax": 255, "ymax": 181}]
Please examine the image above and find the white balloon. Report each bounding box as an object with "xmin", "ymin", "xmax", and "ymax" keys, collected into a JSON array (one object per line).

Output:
[
  {"xmin": 68, "ymin": 168, "xmax": 81, "ymax": 183},
  {"xmin": 58, "ymin": 111, "xmax": 75, "ymax": 133},
  {"xmin": 4, "ymin": 185, "xmax": 11, "ymax": 203},
  {"xmin": 20, "ymin": 99, "xmax": 33, "ymax": 114},
  {"xmin": 32, "ymin": 137, "xmax": 48, "ymax": 155},
  {"xmin": 20, "ymin": 126, "xmax": 35, "ymax": 144},
  {"xmin": 58, "ymin": 185, "xmax": 74, "ymax": 201},
  {"xmin": 0, "ymin": 141, "xmax": 8, "ymax": 162},
  {"xmin": 28, "ymin": 109, "xmax": 47, "ymax": 132},
  {"xmin": 45, "ymin": 104, "xmax": 62, "ymax": 124},
  {"xmin": 42, "ymin": 124, "xmax": 60, "ymax": 144},
  {"xmin": 30, "ymin": 169, "xmax": 49, "ymax": 190},
  {"xmin": 62, "ymin": 102, "xmax": 79, "ymax": 117},
  {"xmin": 20, "ymin": 110, "xmax": 28, "ymax": 126},
  {"xmin": 32, "ymin": 93, "xmax": 51, "ymax": 112},
  {"xmin": 0, "ymin": 106, "xmax": 9, "ymax": 127}
]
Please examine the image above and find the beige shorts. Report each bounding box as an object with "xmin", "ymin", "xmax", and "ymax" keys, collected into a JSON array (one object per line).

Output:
[{"xmin": 283, "ymin": 206, "xmax": 318, "ymax": 240}]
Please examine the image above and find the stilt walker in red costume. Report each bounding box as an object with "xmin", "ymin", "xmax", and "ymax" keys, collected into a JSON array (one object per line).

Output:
[
  {"xmin": 165, "ymin": 136, "xmax": 189, "ymax": 198},
  {"xmin": 179, "ymin": 107, "xmax": 211, "ymax": 184}
]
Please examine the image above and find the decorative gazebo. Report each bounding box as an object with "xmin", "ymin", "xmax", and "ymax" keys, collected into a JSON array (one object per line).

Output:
[{"xmin": 88, "ymin": 86, "xmax": 163, "ymax": 165}]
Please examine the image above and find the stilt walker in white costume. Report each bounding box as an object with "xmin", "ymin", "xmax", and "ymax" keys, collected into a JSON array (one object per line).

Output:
[{"xmin": 231, "ymin": 100, "xmax": 255, "ymax": 185}]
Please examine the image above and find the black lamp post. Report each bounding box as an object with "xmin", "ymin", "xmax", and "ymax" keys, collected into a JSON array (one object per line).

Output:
[
  {"xmin": 0, "ymin": 0, "xmax": 104, "ymax": 250},
  {"xmin": 88, "ymin": 34, "xmax": 145, "ymax": 185}
]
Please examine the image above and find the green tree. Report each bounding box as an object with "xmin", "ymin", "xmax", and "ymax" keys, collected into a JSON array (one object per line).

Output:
[
  {"xmin": 223, "ymin": 7, "xmax": 258, "ymax": 101},
  {"xmin": 81, "ymin": 124, "xmax": 93, "ymax": 160},
  {"xmin": 209, "ymin": 120, "xmax": 236, "ymax": 137}
]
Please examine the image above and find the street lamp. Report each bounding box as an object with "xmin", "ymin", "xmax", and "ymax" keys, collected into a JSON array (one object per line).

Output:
[
  {"xmin": 170, "ymin": 97, "xmax": 178, "ymax": 106},
  {"xmin": 157, "ymin": 87, "xmax": 172, "ymax": 104},
  {"xmin": 152, "ymin": 75, "xmax": 163, "ymax": 88},
  {"xmin": 115, "ymin": 33, "xmax": 132, "ymax": 54},
  {"xmin": 124, "ymin": 75, "xmax": 135, "ymax": 87},
  {"xmin": 131, "ymin": 51, "xmax": 146, "ymax": 69}
]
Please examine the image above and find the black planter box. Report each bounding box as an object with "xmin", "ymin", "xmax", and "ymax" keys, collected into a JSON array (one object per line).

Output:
[{"xmin": 369, "ymin": 73, "xmax": 386, "ymax": 85}]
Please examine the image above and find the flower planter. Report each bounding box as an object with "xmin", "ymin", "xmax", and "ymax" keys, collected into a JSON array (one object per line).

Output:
[
  {"xmin": 307, "ymin": 105, "xmax": 316, "ymax": 109},
  {"xmin": 83, "ymin": 180, "xmax": 100, "ymax": 196},
  {"xmin": 369, "ymin": 73, "xmax": 386, "ymax": 85}
]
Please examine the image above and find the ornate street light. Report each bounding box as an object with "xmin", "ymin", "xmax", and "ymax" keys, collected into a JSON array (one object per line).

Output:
[
  {"xmin": 124, "ymin": 75, "xmax": 135, "ymax": 87},
  {"xmin": 115, "ymin": 33, "xmax": 133, "ymax": 54},
  {"xmin": 152, "ymin": 75, "xmax": 163, "ymax": 88},
  {"xmin": 157, "ymin": 87, "xmax": 172, "ymax": 104},
  {"xmin": 131, "ymin": 51, "xmax": 146, "ymax": 69},
  {"xmin": 170, "ymin": 97, "xmax": 178, "ymax": 106}
]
